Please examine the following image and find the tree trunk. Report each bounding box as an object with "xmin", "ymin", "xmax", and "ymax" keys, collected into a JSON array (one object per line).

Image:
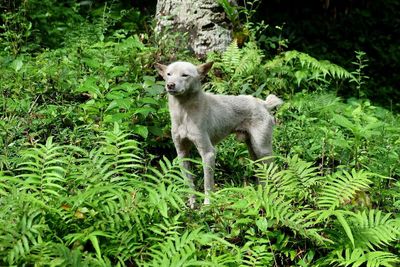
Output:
[{"xmin": 155, "ymin": 0, "xmax": 233, "ymax": 57}]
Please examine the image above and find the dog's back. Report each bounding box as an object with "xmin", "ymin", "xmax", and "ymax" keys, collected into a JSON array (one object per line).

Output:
[{"xmin": 201, "ymin": 93, "xmax": 279, "ymax": 145}]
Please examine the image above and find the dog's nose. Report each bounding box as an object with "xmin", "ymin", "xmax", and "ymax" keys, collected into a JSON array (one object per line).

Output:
[{"xmin": 167, "ymin": 82, "xmax": 175, "ymax": 90}]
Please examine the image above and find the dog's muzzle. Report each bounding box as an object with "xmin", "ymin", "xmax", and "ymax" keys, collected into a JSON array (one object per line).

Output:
[
  {"xmin": 167, "ymin": 82, "xmax": 175, "ymax": 90},
  {"xmin": 166, "ymin": 82, "xmax": 180, "ymax": 95}
]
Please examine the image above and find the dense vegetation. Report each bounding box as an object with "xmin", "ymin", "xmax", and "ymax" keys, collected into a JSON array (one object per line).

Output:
[
  {"xmin": 257, "ymin": 0, "xmax": 400, "ymax": 110},
  {"xmin": 1, "ymin": 1, "xmax": 399, "ymax": 266}
]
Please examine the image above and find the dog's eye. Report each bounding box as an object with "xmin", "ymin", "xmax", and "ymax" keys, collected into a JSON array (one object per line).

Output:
[
  {"xmin": 167, "ymin": 73, "xmax": 171, "ymax": 76},
  {"xmin": 182, "ymin": 74, "xmax": 189, "ymax": 77}
]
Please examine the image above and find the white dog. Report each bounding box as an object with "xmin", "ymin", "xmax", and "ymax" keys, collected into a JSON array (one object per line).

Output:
[{"xmin": 155, "ymin": 61, "xmax": 283, "ymax": 207}]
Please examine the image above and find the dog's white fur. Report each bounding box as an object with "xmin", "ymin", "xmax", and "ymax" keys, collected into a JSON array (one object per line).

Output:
[{"xmin": 155, "ymin": 61, "xmax": 283, "ymax": 207}]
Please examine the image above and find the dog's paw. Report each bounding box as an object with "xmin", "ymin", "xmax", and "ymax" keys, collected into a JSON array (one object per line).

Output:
[{"xmin": 188, "ymin": 195, "xmax": 196, "ymax": 209}]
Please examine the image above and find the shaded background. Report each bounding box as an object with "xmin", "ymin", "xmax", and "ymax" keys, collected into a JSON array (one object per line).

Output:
[{"xmin": 256, "ymin": 0, "xmax": 400, "ymax": 110}]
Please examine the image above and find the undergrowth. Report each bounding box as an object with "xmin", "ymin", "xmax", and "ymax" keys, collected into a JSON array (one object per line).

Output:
[{"xmin": 0, "ymin": 1, "xmax": 399, "ymax": 266}]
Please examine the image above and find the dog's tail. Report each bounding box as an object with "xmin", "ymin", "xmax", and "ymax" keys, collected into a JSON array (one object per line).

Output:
[{"xmin": 265, "ymin": 94, "xmax": 283, "ymax": 111}]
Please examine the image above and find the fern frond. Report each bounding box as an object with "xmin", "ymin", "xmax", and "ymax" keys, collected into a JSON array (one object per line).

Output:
[
  {"xmin": 221, "ymin": 40, "xmax": 242, "ymax": 74},
  {"xmin": 16, "ymin": 137, "xmax": 67, "ymax": 201},
  {"xmin": 332, "ymin": 248, "xmax": 400, "ymax": 267},
  {"xmin": 143, "ymin": 228, "xmax": 200, "ymax": 267},
  {"xmin": 351, "ymin": 210, "xmax": 400, "ymax": 249},
  {"xmin": 143, "ymin": 157, "xmax": 187, "ymax": 217},
  {"xmin": 142, "ymin": 227, "xmax": 235, "ymax": 267},
  {"xmin": 219, "ymin": 185, "xmax": 328, "ymax": 245},
  {"xmin": 0, "ymin": 172, "xmax": 19, "ymax": 195},
  {"xmin": 283, "ymin": 155, "xmax": 322, "ymax": 201},
  {"xmin": 317, "ymin": 169, "xmax": 372, "ymax": 209},
  {"xmin": 284, "ymin": 50, "xmax": 353, "ymax": 81},
  {"xmin": 241, "ymin": 239, "xmax": 274, "ymax": 267},
  {"xmin": 235, "ymin": 41, "xmax": 264, "ymax": 77},
  {"xmin": 74, "ymin": 124, "xmax": 143, "ymax": 189},
  {"xmin": 0, "ymin": 195, "xmax": 49, "ymax": 266},
  {"xmin": 265, "ymin": 50, "xmax": 354, "ymax": 94},
  {"xmin": 254, "ymin": 161, "xmax": 295, "ymax": 195},
  {"xmin": 148, "ymin": 215, "xmax": 184, "ymax": 242},
  {"xmin": 254, "ymin": 155, "xmax": 322, "ymax": 201}
]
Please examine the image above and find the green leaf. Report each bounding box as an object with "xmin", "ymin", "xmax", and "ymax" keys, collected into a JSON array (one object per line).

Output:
[
  {"xmin": 332, "ymin": 114, "xmax": 355, "ymax": 131},
  {"xmin": 132, "ymin": 125, "xmax": 148, "ymax": 138},
  {"xmin": 134, "ymin": 106, "xmax": 156, "ymax": 117},
  {"xmin": 295, "ymin": 70, "xmax": 308, "ymax": 86},
  {"xmin": 12, "ymin": 59, "xmax": 23, "ymax": 72},
  {"xmin": 76, "ymin": 77, "xmax": 101, "ymax": 98},
  {"xmin": 110, "ymin": 65, "xmax": 129, "ymax": 77},
  {"xmin": 335, "ymin": 211, "xmax": 355, "ymax": 248},
  {"xmin": 140, "ymin": 97, "xmax": 160, "ymax": 105},
  {"xmin": 147, "ymin": 83, "xmax": 165, "ymax": 96},
  {"xmin": 103, "ymin": 113, "xmax": 130, "ymax": 123},
  {"xmin": 89, "ymin": 235, "xmax": 102, "ymax": 259},
  {"xmin": 256, "ymin": 218, "xmax": 269, "ymax": 232},
  {"xmin": 106, "ymin": 99, "xmax": 132, "ymax": 111}
]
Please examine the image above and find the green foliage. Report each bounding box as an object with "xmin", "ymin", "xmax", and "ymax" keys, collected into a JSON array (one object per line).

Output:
[
  {"xmin": 265, "ymin": 50, "xmax": 354, "ymax": 95},
  {"xmin": 208, "ymin": 40, "xmax": 354, "ymax": 100},
  {"xmin": 0, "ymin": 0, "xmax": 83, "ymax": 54},
  {"xmin": 317, "ymin": 170, "xmax": 372, "ymax": 210},
  {"xmin": 350, "ymin": 51, "xmax": 370, "ymax": 98},
  {"xmin": 264, "ymin": 0, "xmax": 400, "ymax": 110},
  {"xmin": 208, "ymin": 40, "xmax": 266, "ymax": 95},
  {"xmin": 0, "ymin": 128, "xmax": 186, "ymax": 266},
  {"xmin": 0, "ymin": 28, "xmax": 168, "ymax": 155},
  {"xmin": 17, "ymin": 136, "xmax": 68, "ymax": 201},
  {"xmin": 1, "ymin": 1, "xmax": 399, "ymax": 266}
]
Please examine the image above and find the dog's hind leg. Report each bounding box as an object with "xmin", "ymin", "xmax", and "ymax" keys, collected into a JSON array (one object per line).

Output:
[
  {"xmin": 249, "ymin": 118, "xmax": 275, "ymax": 160},
  {"xmin": 248, "ymin": 124, "xmax": 274, "ymax": 185},
  {"xmin": 244, "ymin": 136, "xmax": 257, "ymax": 160},
  {"xmin": 237, "ymin": 130, "xmax": 258, "ymax": 160}
]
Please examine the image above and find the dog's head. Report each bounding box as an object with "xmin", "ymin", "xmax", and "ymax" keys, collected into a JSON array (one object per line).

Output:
[{"xmin": 155, "ymin": 61, "xmax": 213, "ymax": 96}]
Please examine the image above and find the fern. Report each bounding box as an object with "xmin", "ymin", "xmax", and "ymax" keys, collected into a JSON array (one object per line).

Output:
[
  {"xmin": 148, "ymin": 215, "xmax": 184, "ymax": 243},
  {"xmin": 351, "ymin": 210, "xmax": 400, "ymax": 249},
  {"xmin": 143, "ymin": 156, "xmax": 187, "ymax": 218},
  {"xmin": 240, "ymin": 239, "xmax": 275, "ymax": 267},
  {"xmin": 0, "ymin": 172, "xmax": 19, "ymax": 196},
  {"xmin": 330, "ymin": 248, "xmax": 400, "ymax": 267},
  {"xmin": 235, "ymin": 41, "xmax": 264, "ymax": 78},
  {"xmin": 210, "ymin": 40, "xmax": 266, "ymax": 94},
  {"xmin": 16, "ymin": 137, "xmax": 67, "ymax": 201},
  {"xmin": 144, "ymin": 229, "xmax": 199, "ymax": 266},
  {"xmin": 221, "ymin": 40, "xmax": 242, "ymax": 75},
  {"xmin": 0, "ymin": 192, "xmax": 50, "ymax": 265},
  {"xmin": 217, "ymin": 185, "xmax": 327, "ymax": 246},
  {"xmin": 90, "ymin": 123, "xmax": 143, "ymax": 184},
  {"xmin": 317, "ymin": 169, "xmax": 372, "ymax": 210},
  {"xmin": 283, "ymin": 50, "xmax": 353, "ymax": 81},
  {"xmin": 143, "ymin": 227, "xmax": 236, "ymax": 267},
  {"xmin": 254, "ymin": 155, "xmax": 322, "ymax": 201},
  {"xmin": 212, "ymin": 41, "xmax": 353, "ymax": 97},
  {"xmin": 265, "ymin": 50, "xmax": 354, "ymax": 94},
  {"xmin": 46, "ymin": 243, "xmax": 101, "ymax": 267},
  {"xmin": 254, "ymin": 160, "xmax": 295, "ymax": 195},
  {"xmin": 63, "ymin": 154, "xmax": 188, "ymax": 264}
]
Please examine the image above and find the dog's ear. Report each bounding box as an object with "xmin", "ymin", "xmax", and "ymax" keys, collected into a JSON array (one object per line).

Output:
[
  {"xmin": 197, "ymin": 62, "xmax": 214, "ymax": 79},
  {"xmin": 155, "ymin": 63, "xmax": 167, "ymax": 80}
]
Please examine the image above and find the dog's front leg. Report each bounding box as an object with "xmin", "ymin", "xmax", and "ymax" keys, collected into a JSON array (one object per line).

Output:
[
  {"xmin": 174, "ymin": 138, "xmax": 196, "ymax": 208},
  {"xmin": 194, "ymin": 138, "xmax": 215, "ymax": 205}
]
